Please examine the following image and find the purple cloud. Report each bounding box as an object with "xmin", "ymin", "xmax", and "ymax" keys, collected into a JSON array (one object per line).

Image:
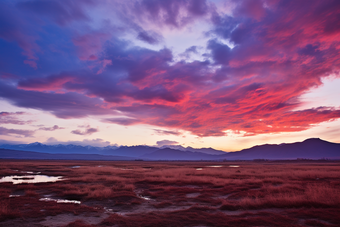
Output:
[
  {"xmin": 131, "ymin": 0, "xmax": 211, "ymax": 28},
  {"xmin": 154, "ymin": 129, "xmax": 181, "ymax": 136},
  {"xmin": 46, "ymin": 137, "xmax": 113, "ymax": 147},
  {"xmin": 17, "ymin": 0, "xmax": 94, "ymax": 26},
  {"xmin": 0, "ymin": 83, "xmax": 113, "ymax": 118},
  {"xmin": 103, "ymin": 118, "xmax": 141, "ymax": 126},
  {"xmin": 156, "ymin": 139, "xmax": 179, "ymax": 146},
  {"xmin": 0, "ymin": 112, "xmax": 33, "ymax": 125},
  {"xmin": 71, "ymin": 127, "xmax": 98, "ymax": 136},
  {"xmin": 39, "ymin": 125, "xmax": 64, "ymax": 131},
  {"xmin": 0, "ymin": 126, "xmax": 35, "ymax": 137},
  {"xmin": 137, "ymin": 30, "xmax": 162, "ymax": 45}
]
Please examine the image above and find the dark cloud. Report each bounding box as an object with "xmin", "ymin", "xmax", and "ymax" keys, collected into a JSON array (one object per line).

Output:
[
  {"xmin": 207, "ymin": 39, "xmax": 231, "ymax": 65},
  {"xmin": 0, "ymin": 3, "xmax": 39, "ymax": 67},
  {"xmin": 137, "ymin": 30, "xmax": 162, "ymax": 45},
  {"xmin": 17, "ymin": 0, "xmax": 94, "ymax": 26},
  {"xmin": 0, "ymin": 83, "xmax": 112, "ymax": 118},
  {"xmin": 185, "ymin": 46, "xmax": 199, "ymax": 54}
]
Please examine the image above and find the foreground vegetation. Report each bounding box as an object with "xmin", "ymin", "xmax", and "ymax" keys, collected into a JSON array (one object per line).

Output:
[{"xmin": 0, "ymin": 160, "xmax": 340, "ymax": 226}]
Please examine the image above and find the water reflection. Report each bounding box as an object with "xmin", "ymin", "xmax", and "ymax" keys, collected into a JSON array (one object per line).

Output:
[
  {"xmin": 39, "ymin": 198, "xmax": 81, "ymax": 204},
  {"xmin": 0, "ymin": 175, "xmax": 63, "ymax": 184},
  {"xmin": 138, "ymin": 195, "xmax": 151, "ymax": 200},
  {"xmin": 206, "ymin": 165, "xmax": 223, "ymax": 168},
  {"xmin": 229, "ymin": 165, "xmax": 240, "ymax": 168},
  {"xmin": 196, "ymin": 168, "xmax": 203, "ymax": 170}
]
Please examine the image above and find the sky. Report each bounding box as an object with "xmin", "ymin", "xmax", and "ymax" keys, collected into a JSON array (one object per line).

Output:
[{"xmin": 0, "ymin": 0, "xmax": 340, "ymax": 151}]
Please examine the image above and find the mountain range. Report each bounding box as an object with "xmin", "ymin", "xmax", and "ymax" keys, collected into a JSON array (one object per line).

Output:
[{"xmin": 0, "ymin": 138, "xmax": 340, "ymax": 160}]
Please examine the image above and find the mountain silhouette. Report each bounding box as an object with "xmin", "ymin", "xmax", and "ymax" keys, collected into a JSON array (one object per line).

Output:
[{"xmin": 0, "ymin": 138, "xmax": 339, "ymax": 160}]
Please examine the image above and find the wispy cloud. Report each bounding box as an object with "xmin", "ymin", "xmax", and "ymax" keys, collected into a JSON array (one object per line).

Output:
[
  {"xmin": 45, "ymin": 137, "xmax": 113, "ymax": 147},
  {"xmin": 38, "ymin": 125, "xmax": 64, "ymax": 131},
  {"xmin": 0, "ymin": 126, "xmax": 35, "ymax": 137},
  {"xmin": 71, "ymin": 126, "xmax": 98, "ymax": 136},
  {"xmin": 0, "ymin": 112, "xmax": 33, "ymax": 125},
  {"xmin": 154, "ymin": 129, "xmax": 181, "ymax": 136}
]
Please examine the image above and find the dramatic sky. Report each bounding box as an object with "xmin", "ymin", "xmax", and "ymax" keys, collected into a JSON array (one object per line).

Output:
[{"xmin": 1, "ymin": 0, "xmax": 340, "ymax": 151}]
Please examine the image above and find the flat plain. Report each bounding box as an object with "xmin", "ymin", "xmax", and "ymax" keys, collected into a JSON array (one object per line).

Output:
[{"xmin": 0, "ymin": 160, "xmax": 340, "ymax": 227}]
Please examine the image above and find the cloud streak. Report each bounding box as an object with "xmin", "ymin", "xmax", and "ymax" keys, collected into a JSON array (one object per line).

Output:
[
  {"xmin": 0, "ymin": 112, "xmax": 33, "ymax": 125},
  {"xmin": 71, "ymin": 127, "xmax": 98, "ymax": 136},
  {"xmin": 0, "ymin": 126, "xmax": 35, "ymax": 137},
  {"xmin": 39, "ymin": 125, "xmax": 64, "ymax": 131}
]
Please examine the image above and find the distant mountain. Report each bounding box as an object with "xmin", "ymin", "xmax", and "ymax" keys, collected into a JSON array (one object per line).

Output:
[
  {"xmin": 105, "ymin": 146, "xmax": 159, "ymax": 157},
  {"xmin": 221, "ymin": 138, "xmax": 340, "ymax": 160},
  {"xmin": 0, "ymin": 142, "xmax": 119, "ymax": 154},
  {"xmin": 160, "ymin": 145, "xmax": 226, "ymax": 155},
  {"xmin": 0, "ymin": 148, "xmax": 134, "ymax": 160},
  {"xmin": 1, "ymin": 138, "xmax": 339, "ymax": 160},
  {"xmin": 0, "ymin": 143, "xmax": 226, "ymax": 156},
  {"xmin": 140, "ymin": 148, "xmax": 222, "ymax": 160}
]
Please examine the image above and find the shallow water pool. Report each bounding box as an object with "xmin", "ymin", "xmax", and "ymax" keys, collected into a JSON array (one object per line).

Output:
[{"xmin": 0, "ymin": 175, "xmax": 63, "ymax": 184}]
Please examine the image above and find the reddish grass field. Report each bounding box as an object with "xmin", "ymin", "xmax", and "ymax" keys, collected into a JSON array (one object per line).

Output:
[{"xmin": 0, "ymin": 160, "xmax": 340, "ymax": 227}]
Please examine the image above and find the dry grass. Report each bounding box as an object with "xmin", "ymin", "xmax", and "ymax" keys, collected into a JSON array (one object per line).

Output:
[
  {"xmin": 0, "ymin": 199, "xmax": 20, "ymax": 221},
  {"xmin": 0, "ymin": 160, "xmax": 340, "ymax": 226}
]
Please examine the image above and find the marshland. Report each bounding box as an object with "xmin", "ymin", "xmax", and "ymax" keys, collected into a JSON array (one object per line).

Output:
[{"xmin": 1, "ymin": 160, "xmax": 340, "ymax": 227}]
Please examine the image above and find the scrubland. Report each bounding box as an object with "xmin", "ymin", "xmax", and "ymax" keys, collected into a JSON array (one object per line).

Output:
[{"xmin": 0, "ymin": 160, "xmax": 340, "ymax": 226}]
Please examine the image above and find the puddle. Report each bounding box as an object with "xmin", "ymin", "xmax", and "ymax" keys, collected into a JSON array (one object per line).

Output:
[
  {"xmin": 196, "ymin": 168, "xmax": 203, "ymax": 170},
  {"xmin": 39, "ymin": 197, "xmax": 81, "ymax": 204},
  {"xmin": 206, "ymin": 165, "xmax": 223, "ymax": 168},
  {"xmin": 229, "ymin": 165, "xmax": 240, "ymax": 168},
  {"xmin": 9, "ymin": 195, "xmax": 20, "ymax": 198},
  {"xmin": 71, "ymin": 166, "xmax": 81, "ymax": 168},
  {"xmin": 134, "ymin": 189, "xmax": 153, "ymax": 201},
  {"xmin": 0, "ymin": 175, "xmax": 63, "ymax": 184},
  {"xmin": 138, "ymin": 195, "xmax": 151, "ymax": 200},
  {"xmin": 104, "ymin": 207, "xmax": 114, "ymax": 213}
]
